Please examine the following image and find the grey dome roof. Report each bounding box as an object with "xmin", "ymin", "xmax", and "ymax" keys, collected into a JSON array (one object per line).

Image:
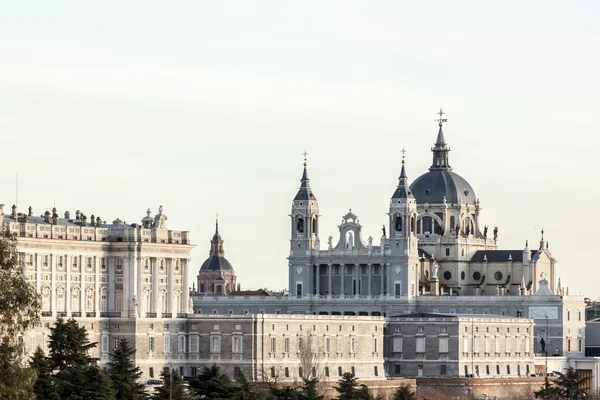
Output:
[
  {"xmin": 410, "ymin": 169, "xmax": 476, "ymax": 205},
  {"xmin": 200, "ymin": 255, "xmax": 234, "ymax": 272},
  {"xmin": 410, "ymin": 121, "xmax": 477, "ymax": 205}
]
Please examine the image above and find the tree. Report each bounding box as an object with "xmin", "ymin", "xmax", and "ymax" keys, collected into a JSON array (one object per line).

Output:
[
  {"xmin": 536, "ymin": 367, "xmax": 589, "ymax": 399},
  {"xmin": 299, "ymin": 378, "xmax": 324, "ymax": 400},
  {"xmin": 335, "ymin": 372, "xmax": 360, "ymax": 400},
  {"xmin": 393, "ymin": 384, "xmax": 417, "ymax": 400},
  {"xmin": 152, "ymin": 369, "xmax": 193, "ymax": 400},
  {"xmin": 106, "ymin": 338, "xmax": 148, "ymax": 400},
  {"xmin": 48, "ymin": 317, "xmax": 96, "ymax": 371},
  {"xmin": 297, "ymin": 333, "xmax": 322, "ymax": 382},
  {"xmin": 46, "ymin": 317, "xmax": 115, "ymax": 399},
  {"xmin": 0, "ymin": 226, "xmax": 41, "ymax": 399},
  {"xmin": 189, "ymin": 364, "xmax": 239, "ymax": 399},
  {"xmin": 29, "ymin": 347, "xmax": 58, "ymax": 400}
]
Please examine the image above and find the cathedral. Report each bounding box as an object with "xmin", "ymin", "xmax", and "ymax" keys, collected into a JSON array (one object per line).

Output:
[{"xmin": 288, "ymin": 112, "xmax": 557, "ymax": 300}]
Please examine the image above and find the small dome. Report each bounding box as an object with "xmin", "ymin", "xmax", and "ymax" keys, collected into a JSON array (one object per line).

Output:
[
  {"xmin": 199, "ymin": 255, "xmax": 234, "ymax": 272},
  {"xmin": 410, "ymin": 170, "xmax": 476, "ymax": 205}
]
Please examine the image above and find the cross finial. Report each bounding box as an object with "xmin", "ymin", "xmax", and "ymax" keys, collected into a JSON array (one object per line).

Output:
[
  {"xmin": 541, "ymin": 228, "xmax": 544, "ymax": 240},
  {"xmin": 400, "ymin": 147, "xmax": 407, "ymax": 164},
  {"xmin": 435, "ymin": 108, "xmax": 448, "ymax": 126},
  {"xmin": 302, "ymin": 150, "xmax": 308, "ymax": 166}
]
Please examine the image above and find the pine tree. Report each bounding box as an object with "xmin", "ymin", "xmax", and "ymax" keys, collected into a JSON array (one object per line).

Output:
[
  {"xmin": 152, "ymin": 369, "xmax": 194, "ymax": 400},
  {"xmin": 107, "ymin": 338, "xmax": 148, "ymax": 400},
  {"xmin": 334, "ymin": 372, "xmax": 360, "ymax": 400},
  {"xmin": 0, "ymin": 226, "xmax": 41, "ymax": 399},
  {"xmin": 29, "ymin": 346, "xmax": 58, "ymax": 400},
  {"xmin": 57, "ymin": 365, "xmax": 115, "ymax": 400},
  {"xmin": 535, "ymin": 367, "xmax": 589, "ymax": 400},
  {"xmin": 300, "ymin": 378, "xmax": 324, "ymax": 400},
  {"xmin": 393, "ymin": 384, "xmax": 417, "ymax": 400},
  {"xmin": 48, "ymin": 317, "xmax": 96, "ymax": 371},
  {"xmin": 189, "ymin": 364, "xmax": 239, "ymax": 399}
]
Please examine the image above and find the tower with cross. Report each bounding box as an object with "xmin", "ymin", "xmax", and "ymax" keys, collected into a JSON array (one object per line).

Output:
[{"xmin": 289, "ymin": 151, "xmax": 321, "ymax": 297}]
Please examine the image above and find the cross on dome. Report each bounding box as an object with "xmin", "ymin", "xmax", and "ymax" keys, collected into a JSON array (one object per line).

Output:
[{"xmin": 435, "ymin": 108, "xmax": 448, "ymax": 126}]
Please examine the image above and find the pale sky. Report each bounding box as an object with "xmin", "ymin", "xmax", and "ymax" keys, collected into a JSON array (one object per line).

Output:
[{"xmin": 1, "ymin": 1, "xmax": 598, "ymax": 298}]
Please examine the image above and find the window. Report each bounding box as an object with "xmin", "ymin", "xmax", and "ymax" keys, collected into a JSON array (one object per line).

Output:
[
  {"xmin": 439, "ymin": 337, "xmax": 448, "ymax": 353},
  {"xmin": 149, "ymin": 367, "xmax": 154, "ymax": 378},
  {"xmin": 284, "ymin": 338, "xmax": 290, "ymax": 353},
  {"xmin": 445, "ymin": 248, "xmax": 450, "ymax": 257},
  {"xmin": 351, "ymin": 367, "xmax": 355, "ymax": 376},
  {"xmin": 373, "ymin": 338, "xmax": 377, "ymax": 353},
  {"xmin": 416, "ymin": 337, "xmax": 425, "ymax": 353},
  {"xmin": 148, "ymin": 337, "xmax": 155, "ymax": 352},
  {"xmin": 191, "ymin": 367, "xmax": 197, "ymax": 377},
  {"xmin": 338, "ymin": 367, "xmax": 343, "ymax": 376},
  {"xmin": 284, "ymin": 367, "xmax": 289, "ymax": 378},
  {"xmin": 440, "ymin": 365, "xmax": 447, "ymax": 375},
  {"xmin": 567, "ymin": 339, "xmax": 571, "ymax": 352},
  {"xmin": 395, "ymin": 364, "xmax": 401, "ymax": 375},
  {"xmin": 506, "ymin": 338, "xmax": 511, "ymax": 353},
  {"xmin": 374, "ymin": 366, "xmax": 378, "ymax": 376},
  {"xmin": 179, "ymin": 336, "xmax": 186, "ymax": 352},
  {"xmin": 211, "ymin": 336, "xmax": 220, "ymax": 353},
  {"xmin": 189, "ymin": 336, "xmax": 198, "ymax": 353},
  {"xmin": 102, "ymin": 336, "xmax": 108, "ymax": 353},
  {"xmin": 579, "ymin": 311, "xmax": 582, "ymax": 321},
  {"xmin": 270, "ymin": 337, "xmax": 277, "ymax": 353},
  {"xmin": 325, "ymin": 337, "xmax": 331, "ymax": 353},
  {"xmin": 350, "ymin": 338, "xmax": 355, "ymax": 353},
  {"xmin": 486, "ymin": 365, "xmax": 490, "ymax": 375},
  {"xmin": 393, "ymin": 337, "xmax": 403, "ymax": 352},
  {"xmin": 270, "ymin": 367, "xmax": 275, "ymax": 378},
  {"xmin": 568, "ymin": 311, "xmax": 571, "ymax": 321},
  {"xmin": 507, "ymin": 365, "xmax": 511, "ymax": 375},
  {"xmin": 113, "ymin": 337, "xmax": 120, "ymax": 349},
  {"xmin": 233, "ymin": 336, "xmax": 242, "ymax": 353},
  {"xmin": 325, "ymin": 367, "xmax": 330, "ymax": 377},
  {"xmin": 578, "ymin": 339, "xmax": 582, "ymax": 352},
  {"xmin": 164, "ymin": 336, "xmax": 170, "ymax": 353}
]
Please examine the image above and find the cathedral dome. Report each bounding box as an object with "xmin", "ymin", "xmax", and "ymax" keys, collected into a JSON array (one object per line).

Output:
[
  {"xmin": 410, "ymin": 170, "xmax": 476, "ymax": 205},
  {"xmin": 410, "ymin": 120, "xmax": 477, "ymax": 205},
  {"xmin": 199, "ymin": 254, "xmax": 234, "ymax": 272}
]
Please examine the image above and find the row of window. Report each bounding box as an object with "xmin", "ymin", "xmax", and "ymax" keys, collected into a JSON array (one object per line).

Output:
[
  {"xmin": 271, "ymin": 324, "xmax": 363, "ymax": 332},
  {"xmin": 269, "ymin": 336, "xmax": 377, "ymax": 354},
  {"xmin": 102, "ymin": 335, "xmax": 243, "ymax": 355},
  {"xmin": 270, "ymin": 366, "xmax": 371, "ymax": 379}
]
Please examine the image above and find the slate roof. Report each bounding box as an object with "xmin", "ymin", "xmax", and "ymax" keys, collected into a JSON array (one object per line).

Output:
[
  {"xmin": 199, "ymin": 255, "xmax": 234, "ymax": 272},
  {"xmin": 470, "ymin": 250, "xmax": 540, "ymax": 263},
  {"xmin": 294, "ymin": 166, "xmax": 317, "ymax": 201},
  {"xmin": 410, "ymin": 169, "xmax": 477, "ymax": 204}
]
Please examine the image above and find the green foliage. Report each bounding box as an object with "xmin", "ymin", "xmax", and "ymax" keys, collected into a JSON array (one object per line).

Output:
[
  {"xmin": 29, "ymin": 346, "xmax": 58, "ymax": 400},
  {"xmin": 335, "ymin": 372, "xmax": 373, "ymax": 400},
  {"xmin": 393, "ymin": 384, "xmax": 417, "ymax": 400},
  {"xmin": 106, "ymin": 338, "xmax": 148, "ymax": 400},
  {"xmin": 0, "ymin": 226, "xmax": 41, "ymax": 399},
  {"xmin": 152, "ymin": 369, "xmax": 194, "ymax": 400},
  {"xmin": 48, "ymin": 317, "xmax": 96, "ymax": 371},
  {"xmin": 55, "ymin": 365, "xmax": 115, "ymax": 400},
  {"xmin": 299, "ymin": 378, "xmax": 324, "ymax": 400},
  {"xmin": 535, "ymin": 367, "xmax": 589, "ymax": 399},
  {"xmin": 188, "ymin": 364, "xmax": 241, "ymax": 400}
]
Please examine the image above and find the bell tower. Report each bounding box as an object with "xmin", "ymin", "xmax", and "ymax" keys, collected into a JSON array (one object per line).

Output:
[
  {"xmin": 387, "ymin": 152, "xmax": 420, "ymax": 298},
  {"xmin": 289, "ymin": 153, "xmax": 320, "ymax": 297}
]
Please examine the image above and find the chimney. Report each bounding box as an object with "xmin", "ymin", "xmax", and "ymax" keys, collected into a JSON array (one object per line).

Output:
[
  {"xmin": 44, "ymin": 211, "xmax": 51, "ymax": 224},
  {"xmin": 11, "ymin": 204, "xmax": 17, "ymax": 218},
  {"xmin": 64, "ymin": 211, "xmax": 71, "ymax": 220},
  {"xmin": 75, "ymin": 210, "xmax": 81, "ymax": 220},
  {"xmin": 81, "ymin": 214, "xmax": 87, "ymax": 226},
  {"xmin": 28, "ymin": 206, "xmax": 33, "ymax": 217},
  {"xmin": 96, "ymin": 216, "xmax": 101, "ymax": 227},
  {"xmin": 90, "ymin": 214, "xmax": 95, "ymax": 227}
]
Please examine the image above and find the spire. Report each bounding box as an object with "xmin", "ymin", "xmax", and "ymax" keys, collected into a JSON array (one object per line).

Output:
[
  {"xmin": 430, "ymin": 108, "xmax": 452, "ymax": 171},
  {"xmin": 294, "ymin": 151, "xmax": 317, "ymax": 201},
  {"xmin": 392, "ymin": 148, "xmax": 414, "ymax": 199},
  {"xmin": 539, "ymin": 228, "xmax": 545, "ymax": 250},
  {"xmin": 210, "ymin": 216, "xmax": 224, "ymax": 256}
]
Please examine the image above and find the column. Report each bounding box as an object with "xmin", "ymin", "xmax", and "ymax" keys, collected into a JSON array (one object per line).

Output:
[
  {"xmin": 167, "ymin": 258, "xmax": 174, "ymax": 315},
  {"xmin": 35, "ymin": 253, "xmax": 41, "ymax": 294},
  {"xmin": 66, "ymin": 255, "xmax": 71, "ymax": 315},
  {"xmin": 315, "ymin": 264, "xmax": 320, "ymax": 296},
  {"xmin": 368, "ymin": 263, "xmax": 372, "ymax": 296},
  {"xmin": 50, "ymin": 254, "xmax": 56, "ymax": 317},
  {"xmin": 381, "ymin": 263, "xmax": 386, "ymax": 296},
  {"xmin": 137, "ymin": 256, "xmax": 143, "ymax": 317},
  {"xmin": 340, "ymin": 264, "xmax": 345, "ymax": 297},
  {"xmin": 355, "ymin": 263, "xmax": 359, "ymax": 296},
  {"xmin": 122, "ymin": 255, "xmax": 130, "ymax": 316},
  {"xmin": 182, "ymin": 259, "xmax": 190, "ymax": 314},
  {"xmin": 151, "ymin": 258, "xmax": 158, "ymax": 313},
  {"xmin": 94, "ymin": 256, "xmax": 100, "ymax": 314},
  {"xmin": 108, "ymin": 257, "xmax": 115, "ymax": 312},
  {"xmin": 80, "ymin": 255, "xmax": 85, "ymax": 315},
  {"xmin": 327, "ymin": 263, "xmax": 332, "ymax": 296}
]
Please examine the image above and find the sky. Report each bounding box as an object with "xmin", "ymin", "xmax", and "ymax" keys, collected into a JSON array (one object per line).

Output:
[{"xmin": 0, "ymin": 1, "xmax": 598, "ymax": 298}]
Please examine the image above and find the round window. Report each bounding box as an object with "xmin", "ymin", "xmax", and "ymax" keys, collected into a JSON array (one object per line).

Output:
[
  {"xmin": 443, "ymin": 271, "xmax": 452, "ymax": 280},
  {"xmin": 494, "ymin": 271, "xmax": 503, "ymax": 281},
  {"xmin": 473, "ymin": 271, "xmax": 481, "ymax": 281},
  {"xmin": 461, "ymin": 271, "xmax": 466, "ymax": 280}
]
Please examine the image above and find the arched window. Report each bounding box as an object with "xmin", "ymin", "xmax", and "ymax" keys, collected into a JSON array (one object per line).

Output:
[
  {"xmin": 450, "ymin": 216, "xmax": 455, "ymax": 229},
  {"xmin": 71, "ymin": 288, "xmax": 80, "ymax": 312},
  {"xmin": 297, "ymin": 217, "xmax": 304, "ymax": 234},
  {"xmin": 410, "ymin": 216, "xmax": 415, "ymax": 233},
  {"xmin": 395, "ymin": 216, "xmax": 403, "ymax": 232},
  {"xmin": 143, "ymin": 290, "xmax": 151, "ymax": 313},
  {"xmin": 86, "ymin": 289, "xmax": 94, "ymax": 312},
  {"xmin": 312, "ymin": 216, "xmax": 318, "ymax": 234},
  {"xmin": 100, "ymin": 289, "xmax": 108, "ymax": 312}
]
